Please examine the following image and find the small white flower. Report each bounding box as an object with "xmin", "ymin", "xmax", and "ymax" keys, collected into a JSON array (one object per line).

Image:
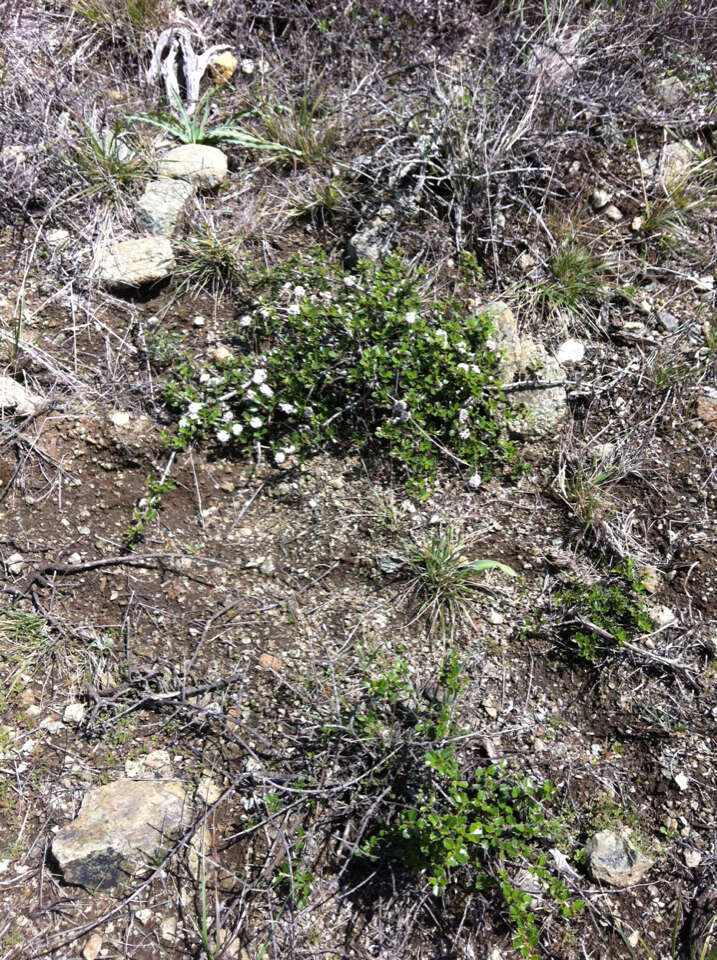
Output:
[
  {"xmin": 259, "ymin": 382, "xmax": 274, "ymax": 398},
  {"xmin": 405, "ymin": 311, "xmax": 417, "ymax": 324},
  {"xmin": 222, "ymin": 410, "xmax": 233, "ymax": 422},
  {"xmin": 320, "ymin": 291, "xmax": 332, "ymax": 301},
  {"xmin": 246, "ymin": 388, "xmax": 256, "ymax": 400},
  {"xmin": 199, "ymin": 372, "xmax": 210, "ymax": 384},
  {"xmin": 231, "ymin": 423, "xmax": 243, "ymax": 436},
  {"xmin": 188, "ymin": 401, "xmax": 202, "ymax": 415},
  {"xmin": 458, "ymin": 408, "xmax": 469, "ymax": 424},
  {"xmin": 252, "ymin": 369, "xmax": 267, "ymax": 385},
  {"xmin": 274, "ymin": 451, "xmax": 286, "ymax": 465},
  {"xmin": 287, "ymin": 303, "xmax": 301, "ymax": 316},
  {"xmin": 459, "ymin": 428, "xmax": 470, "ymax": 440},
  {"xmin": 259, "ymin": 307, "xmax": 270, "ymax": 319},
  {"xmin": 293, "ymin": 285, "xmax": 306, "ymax": 298},
  {"xmin": 250, "ymin": 416, "xmax": 263, "ymax": 429},
  {"xmin": 343, "ymin": 276, "xmax": 356, "ymax": 287},
  {"xmin": 456, "ymin": 362, "xmax": 469, "ymax": 373},
  {"xmin": 239, "ymin": 314, "xmax": 252, "ymax": 327},
  {"xmin": 435, "ymin": 328, "xmax": 448, "ymax": 341},
  {"xmin": 468, "ymin": 473, "xmax": 482, "ymax": 490},
  {"xmin": 178, "ymin": 417, "xmax": 189, "ymax": 429},
  {"xmin": 283, "ymin": 445, "xmax": 296, "ymax": 455},
  {"xmin": 216, "ymin": 430, "xmax": 230, "ymax": 443},
  {"xmin": 278, "ymin": 402, "xmax": 295, "ymax": 415}
]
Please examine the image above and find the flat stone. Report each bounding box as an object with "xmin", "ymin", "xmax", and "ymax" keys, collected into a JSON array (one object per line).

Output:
[
  {"xmin": 0, "ymin": 376, "xmax": 42, "ymax": 416},
  {"xmin": 99, "ymin": 237, "xmax": 175, "ymax": 290},
  {"xmin": 158, "ymin": 144, "xmax": 228, "ymax": 190},
  {"xmin": 483, "ymin": 301, "xmax": 568, "ymax": 439},
  {"xmin": 586, "ymin": 830, "xmax": 653, "ymax": 888},
  {"xmin": 136, "ymin": 178, "xmax": 194, "ymax": 237},
  {"xmin": 604, "ymin": 204, "xmax": 623, "ymax": 222},
  {"xmin": 52, "ymin": 778, "xmax": 192, "ymax": 890}
]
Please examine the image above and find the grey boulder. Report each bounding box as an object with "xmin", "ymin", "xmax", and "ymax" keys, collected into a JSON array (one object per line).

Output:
[{"xmin": 52, "ymin": 778, "xmax": 192, "ymax": 890}]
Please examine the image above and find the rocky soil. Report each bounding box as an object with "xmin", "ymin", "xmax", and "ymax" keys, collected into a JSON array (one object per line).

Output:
[{"xmin": 0, "ymin": 2, "xmax": 715, "ymax": 959}]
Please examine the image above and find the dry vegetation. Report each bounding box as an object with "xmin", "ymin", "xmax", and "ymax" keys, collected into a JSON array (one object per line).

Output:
[{"xmin": 0, "ymin": 1, "xmax": 715, "ymax": 959}]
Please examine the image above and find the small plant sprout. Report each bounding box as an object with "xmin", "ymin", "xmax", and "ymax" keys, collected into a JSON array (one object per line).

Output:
[
  {"xmin": 399, "ymin": 524, "xmax": 517, "ymax": 638},
  {"xmin": 129, "ymin": 87, "xmax": 299, "ymax": 155}
]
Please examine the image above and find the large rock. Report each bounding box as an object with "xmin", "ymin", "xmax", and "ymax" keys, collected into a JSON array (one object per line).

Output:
[
  {"xmin": 0, "ymin": 376, "xmax": 42, "ymax": 416},
  {"xmin": 52, "ymin": 779, "xmax": 192, "ymax": 890},
  {"xmin": 158, "ymin": 144, "xmax": 228, "ymax": 189},
  {"xmin": 136, "ymin": 178, "xmax": 194, "ymax": 237},
  {"xmin": 482, "ymin": 301, "xmax": 568, "ymax": 439},
  {"xmin": 585, "ymin": 830, "xmax": 653, "ymax": 888},
  {"xmin": 99, "ymin": 237, "xmax": 175, "ymax": 290}
]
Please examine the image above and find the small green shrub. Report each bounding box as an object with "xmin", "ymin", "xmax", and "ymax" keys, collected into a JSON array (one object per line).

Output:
[
  {"xmin": 322, "ymin": 655, "xmax": 580, "ymax": 959},
  {"xmin": 553, "ymin": 559, "xmax": 653, "ymax": 661},
  {"xmin": 165, "ymin": 251, "xmax": 515, "ymax": 497}
]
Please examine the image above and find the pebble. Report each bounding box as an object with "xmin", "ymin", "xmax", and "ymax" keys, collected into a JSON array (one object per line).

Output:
[
  {"xmin": 556, "ymin": 338, "xmax": 585, "ymax": 364},
  {"xmin": 694, "ymin": 275, "xmax": 714, "ymax": 293},
  {"xmin": 604, "ymin": 204, "xmax": 623, "ymax": 221},
  {"xmin": 82, "ymin": 934, "xmax": 103, "ymax": 960},
  {"xmin": 656, "ymin": 311, "xmax": 679, "ymax": 332},
  {"xmin": 110, "ymin": 410, "xmax": 131, "ymax": 428},
  {"xmin": 6, "ymin": 552, "xmax": 24, "ymax": 575},
  {"xmin": 674, "ymin": 772, "xmax": 689, "ymax": 791},
  {"xmin": 631, "ymin": 216, "xmax": 643, "ymax": 232},
  {"xmin": 63, "ymin": 702, "xmax": 86, "ymax": 725},
  {"xmin": 684, "ymin": 850, "xmax": 702, "ymax": 868}
]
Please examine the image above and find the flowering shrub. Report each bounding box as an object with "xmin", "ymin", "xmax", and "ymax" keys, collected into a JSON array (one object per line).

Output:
[{"xmin": 165, "ymin": 252, "xmax": 515, "ymax": 496}]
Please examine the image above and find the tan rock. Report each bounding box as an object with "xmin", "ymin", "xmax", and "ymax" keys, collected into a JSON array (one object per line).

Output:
[
  {"xmin": 696, "ymin": 392, "xmax": 717, "ymax": 433},
  {"xmin": 209, "ymin": 51, "xmax": 238, "ymax": 84},
  {"xmin": 82, "ymin": 933, "xmax": 102, "ymax": 960},
  {"xmin": 52, "ymin": 778, "xmax": 192, "ymax": 890},
  {"xmin": 158, "ymin": 144, "xmax": 228, "ymax": 190},
  {"xmin": 99, "ymin": 237, "xmax": 175, "ymax": 290}
]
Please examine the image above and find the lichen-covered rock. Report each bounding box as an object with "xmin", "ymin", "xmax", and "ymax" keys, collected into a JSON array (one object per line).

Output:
[
  {"xmin": 99, "ymin": 237, "xmax": 175, "ymax": 290},
  {"xmin": 158, "ymin": 144, "xmax": 228, "ymax": 190},
  {"xmin": 585, "ymin": 830, "xmax": 653, "ymax": 888},
  {"xmin": 136, "ymin": 178, "xmax": 194, "ymax": 236},
  {"xmin": 482, "ymin": 301, "xmax": 568, "ymax": 439},
  {"xmin": 52, "ymin": 779, "xmax": 192, "ymax": 890}
]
